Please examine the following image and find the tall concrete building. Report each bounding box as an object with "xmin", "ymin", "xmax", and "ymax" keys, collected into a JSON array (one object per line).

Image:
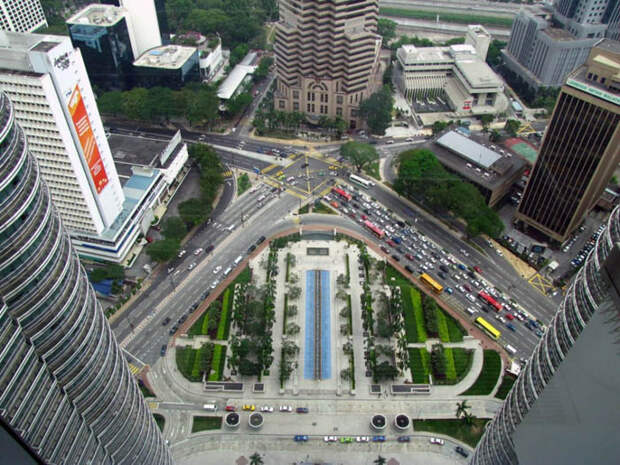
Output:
[
  {"xmin": 515, "ymin": 40, "xmax": 620, "ymax": 243},
  {"xmin": 0, "ymin": 91, "xmax": 173, "ymax": 464},
  {"xmin": 471, "ymin": 205, "xmax": 620, "ymax": 465},
  {"xmin": 0, "ymin": 0, "xmax": 46, "ymax": 33},
  {"xmin": 503, "ymin": 0, "xmax": 619, "ymax": 88},
  {"xmin": 273, "ymin": 0, "xmax": 382, "ymax": 129}
]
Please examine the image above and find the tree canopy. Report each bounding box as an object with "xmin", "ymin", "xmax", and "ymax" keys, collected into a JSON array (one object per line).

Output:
[
  {"xmin": 394, "ymin": 149, "xmax": 504, "ymax": 238},
  {"xmin": 340, "ymin": 141, "xmax": 379, "ymax": 172},
  {"xmin": 377, "ymin": 18, "xmax": 397, "ymax": 46},
  {"xmin": 162, "ymin": 217, "xmax": 188, "ymax": 241},
  {"xmin": 146, "ymin": 238, "xmax": 181, "ymax": 262},
  {"xmin": 359, "ymin": 85, "xmax": 393, "ymax": 135}
]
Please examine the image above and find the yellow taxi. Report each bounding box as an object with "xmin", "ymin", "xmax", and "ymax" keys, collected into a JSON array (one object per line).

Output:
[{"xmin": 242, "ymin": 404, "xmax": 255, "ymax": 411}]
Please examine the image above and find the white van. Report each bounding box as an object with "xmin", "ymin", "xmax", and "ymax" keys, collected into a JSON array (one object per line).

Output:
[
  {"xmin": 257, "ymin": 194, "xmax": 266, "ymax": 202},
  {"xmin": 226, "ymin": 224, "xmax": 236, "ymax": 232},
  {"xmin": 223, "ymin": 267, "xmax": 232, "ymax": 277},
  {"xmin": 203, "ymin": 404, "xmax": 217, "ymax": 412},
  {"xmin": 466, "ymin": 307, "xmax": 477, "ymax": 315},
  {"xmin": 505, "ymin": 344, "xmax": 517, "ymax": 355},
  {"xmin": 233, "ymin": 255, "xmax": 243, "ymax": 266}
]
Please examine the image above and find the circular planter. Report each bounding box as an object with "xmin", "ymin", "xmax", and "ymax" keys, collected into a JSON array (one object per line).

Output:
[
  {"xmin": 225, "ymin": 412, "xmax": 240, "ymax": 429},
  {"xmin": 370, "ymin": 414, "xmax": 387, "ymax": 431},
  {"xmin": 248, "ymin": 412, "xmax": 264, "ymax": 429},
  {"xmin": 394, "ymin": 414, "xmax": 410, "ymax": 431}
]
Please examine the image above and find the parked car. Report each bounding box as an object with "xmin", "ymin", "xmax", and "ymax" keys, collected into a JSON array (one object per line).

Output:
[
  {"xmin": 280, "ymin": 405, "xmax": 293, "ymax": 412},
  {"xmin": 242, "ymin": 404, "xmax": 255, "ymax": 411},
  {"xmin": 474, "ymin": 266, "xmax": 483, "ymax": 274},
  {"xmin": 455, "ymin": 446, "xmax": 469, "ymax": 457},
  {"xmin": 296, "ymin": 407, "xmax": 309, "ymax": 414},
  {"xmin": 260, "ymin": 405, "xmax": 274, "ymax": 413},
  {"xmin": 293, "ymin": 435, "xmax": 308, "ymax": 442},
  {"xmin": 225, "ymin": 405, "xmax": 236, "ymax": 412},
  {"xmin": 397, "ymin": 436, "xmax": 411, "ymax": 443},
  {"xmin": 429, "ymin": 437, "xmax": 445, "ymax": 445},
  {"xmin": 372, "ymin": 436, "xmax": 386, "ymax": 442}
]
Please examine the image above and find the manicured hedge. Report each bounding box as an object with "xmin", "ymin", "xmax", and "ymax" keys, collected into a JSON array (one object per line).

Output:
[
  {"xmin": 176, "ymin": 345, "xmax": 197, "ymax": 381},
  {"xmin": 495, "ymin": 375, "xmax": 516, "ymax": 400},
  {"xmin": 443, "ymin": 347, "xmax": 457, "ymax": 380},
  {"xmin": 408, "ymin": 348, "xmax": 430, "ymax": 384},
  {"xmin": 188, "ymin": 312, "xmax": 207, "ymax": 336},
  {"xmin": 402, "ymin": 286, "xmax": 427, "ymax": 343},
  {"xmin": 461, "ymin": 350, "xmax": 502, "ymax": 395},
  {"xmin": 436, "ymin": 307, "xmax": 450, "ymax": 342},
  {"xmin": 216, "ymin": 288, "xmax": 231, "ymax": 340},
  {"xmin": 411, "ymin": 288, "xmax": 427, "ymax": 342},
  {"xmin": 453, "ymin": 348, "xmax": 474, "ymax": 379},
  {"xmin": 208, "ymin": 345, "xmax": 226, "ymax": 381},
  {"xmin": 445, "ymin": 312, "xmax": 466, "ymax": 342}
]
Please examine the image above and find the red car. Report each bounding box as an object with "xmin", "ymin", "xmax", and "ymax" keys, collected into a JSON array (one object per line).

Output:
[
  {"xmin": 361, "ymin": 214, "xmax": 368, "ymax": 220},
  {"xmin": 225, "ymin": 405, "xmax": 236, "ymax": 412},
  {"xmin": 505, "ymin": 313, "xmax": 515, "ymax": 321},
  {"xmin": 405, "ymin": 253, "xmax": 414, "ymax": 261},
  {"xmin": 386, "ymin": 239, "xmax": 397, "ymax": 247},
  {"xmin": 473, "ymin": 266, "xmax": 483, "ymax": 274}
]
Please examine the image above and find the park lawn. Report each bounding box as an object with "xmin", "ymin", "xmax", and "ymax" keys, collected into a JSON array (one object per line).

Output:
[
  {"xmin": 443, "ymin": 347, "xmax": 457, "ymax": 381},
  {"xmin": 188, "ymin": 312, "xmax": 207, "ymax": 336},
  {"xmin": 234, "ymin": 266, "xmax": 251, "ymax": 284},
  {"xmin": 298, "ymin": 204, "xmax": 310, "ymax": 214},
  {"xmin": 413, "ymin": 418, "xmax": 490, "ymax": 448},
  {"xmin": 153, "ymin": 413, "xmax": 165, "ymax": 432},
  {"xmin": 411, "ymin": 287, "xmax": 427, "ymax": 342},
  {"xmin": 495, "ymin": 375, "xmax": 516, "ymax": 400},
  {"xmin": 191, "ymin": 416, "xmax": 222, "ymax": 433},
  {"xmin": 461, "ymin": 350, "xmax": 502, "ymax": 395},
  {"xmin": 208, "ymin": 345, "xmax": 226, "ymax": 381},
  {"xmin": 379, "ymin": 7, "xmax": 513, "ymax": 28},
  {"xmin": 445, "ymin": 312, "xmax": 466, "ymax": 342},
  {"xmin": 386, "ymin": 264, "xmax": 411, "ymax": 287},
  {"xmin": 436, "ymin": 308, "xmax": 450, "ymax": 342},
  {"xmin": 216, "ymin": 288, "xmax": 232, "ymax": 340},
  {"xmin": 176, "ymin": 345, "xmax": 198, "ymax": 381},
  {"xmin": 364, "ymin": 161, "xmax": 381, "ymax": 181},
  {"xmin": 408, "ymin": 348, "xmax": 430, "ymax": 384},
  {"xmin": 313, "ymin": 202, "xmax": 337, "ymax": 214},
  {"xmin": 401, "ymin": 286, "xmax": 418, "ymax": 343},
  {"xmin": 453, "ymin": 348, "xmax": 474, "ymax": 380}
]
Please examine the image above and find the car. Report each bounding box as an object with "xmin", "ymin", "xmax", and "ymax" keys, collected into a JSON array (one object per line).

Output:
[
  {"xmin": 178, "ymin": 249, "xmax": 187, "ymax": 258},
  {"xmin": 535, "ymin": 329, "xmax": 544, "ymax": 337},
  {"xmin": 372, "ymin": 436, "xmax": 386, "ymax": 442},
  {"xmin": 380, "ymin": 246, "xmax": 390, "ymax": 254},
  {"xmin": 213, "ymin": 265, "xmax": 222, "ymax": 274},
  {"xmin": 391, "ymin": 254, "xmax": 400, "ymax": 262},
  {"xmin": 445, "ymin": 287, "xmax": 454, "ymax": 294},
  {"xmin": 463, "ymin": 283, "xmax": 472, "ymax": 292},
  {"xmin": 325, "ymin": 436, "xmax": 338, "ymax": 442},
  {"xmin": 242, "ymin": 404, "xmax": 255, "ymax": 411},
  {"xmin": 260, "ymin": 405, "xmax": 274, "ymax": 413},
  {"xmin": 293, "ymin": 435, "xmax": 308, "ymax": 442},
  {"xmin": 210, "ymin": 280, "xmax": 219, "ymax": 289},
  {"xmin": 296, "ymin": 407, "xmax": 309, "ymax": 414},
  {"xmin": 496, "ymin": 249, "xmax": 504, "ymax": 256},
  {"xmin": 429, "ymin": 437, "xmax": 445, "ymax": 445},
  {"xmin": 225, "ymin": 405, "xmax": 236, "ymax": 412},
  {"xmin": 455, "ymin": 446, "xmax": 469, "ymax": 457},
  {"xmin": 205, "ymin": 244, "xmax": 214, "ymax": 254},
  {"xmin": 397, "ymin": 436, "xmax": 411, "ymax": 443},
  {"xmin": 404, "ymin": 265, "xmax": 414, "ymax": 273},
  {"xmin": 167, "ymin": 267, "xmax": 175, "ymax": 274},
  {"xmin": 505, "ymin": 313, "xmax": 515, "ymax": 320},
  {"xmin": 356, "ymin": 436, "xmax": 370, "ymax": 442},
  {"xmin": 247, "ymin": 244, "xmax": 256, "ymax": 254},
  {"xmin": 256, "ymin": 236, "xmax": 266, "ymax": 245},
  {"xmin": 474, "ymin": 266, "xmax": 483, "ymax": 274},
  {"xmin": 162, "ymin": 317, "xmax": 171, "ymax": 326},
  {"xmin": 160, "ymin": 345, "xmax": 167, "ymax": 356},
  {"xmin": 280, "ymin": 405, "xmax": 293, "ymax": 412},
  {"xmin": 506, "ymin": 322, "xmax": 516, "ymax": 332},
  {"xmin": 457, "ymin": 263, "xmax": 467, "ymax": 271},
  {"xmin": 188, "ymin": 262, "xmax": 197, "ymax": 271},
  {"xmin": 194, "ymin": 247, "xmax": 203, "ymax": 255}
]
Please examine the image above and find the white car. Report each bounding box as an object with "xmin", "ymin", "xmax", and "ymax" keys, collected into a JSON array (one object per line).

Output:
[
  {"xmin": 210, "ymin": 280, "xmax": 219, "ymax": 289},
  {"xmin": 187, "ymin": 262, "xmax": 196, "ymax": 271},
  {"xmin": 430, "ymin": 437, "xmax": 445, "ymax": 445},
  {"xmin": 194, "ymin": 247, "xmax": 203, "ymax": 255},
  {"xmin": 279, "ymin": 405, "xmax": 292, "ymax": 412},
  {"xmin": 260, "ymin": 405, "xmax": 274, "ymax": 413},
  {"xmin": 356, "ymin": 436, "xmax": 370, "ymax": 442},
  {"xmin": 496, "ymin": 249, "xmax": 504, "ymax": 256},
  {"xmin": 324, "ymin": 436, "xmax": 337, "ymax": 442},
  {"xmin": 178, "ymin": 249, "xmax": 187, "ymax": 258},
  {"xmin": 213, "ymin": 265, "xmax": 222, "ymax": 274}
]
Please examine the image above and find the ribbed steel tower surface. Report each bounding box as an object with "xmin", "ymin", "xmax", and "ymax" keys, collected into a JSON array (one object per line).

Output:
[
  {"xmin": 471, "ymin": 205, "xmax": 620, "ymax": 465},
  {"xmin": 0, "ymin": 92, "xmax": 173, "ymax": 464}
]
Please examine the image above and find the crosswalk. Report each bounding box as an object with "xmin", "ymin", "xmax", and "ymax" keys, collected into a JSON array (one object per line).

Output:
[
  {"xmin": 148, "ymin": 401, "xmax": 159, "ymax": 411},
  {"xmin": 221, "ymin": 170, "xmax": 233, "ymax": 178},
  {"xmin": 128, "ymin": 362, "xmax": 142, "ymax": 376}
]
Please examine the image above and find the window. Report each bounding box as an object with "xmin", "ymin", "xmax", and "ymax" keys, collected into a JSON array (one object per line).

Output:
[
  {"xmin": 293, "ymin": 90, "xmax": 299, "ymax": 99},
  {"xmin": 307, "ymin": 103, "xmax": 311, "ymax": 112},
  {"xmin": 293, "ymin": 102, "xmax": 299, "ymax": 111},
  {"xmin": 337, "ymin": 95, "xmax": 343, "ymax": 104},
  {"xmin": 279, "ymin": 100, "xmax": 285, "ymax": 109},
  {"xmin": 336, "ymin": 107, "xmax": 342, "ymax": 116},
  {"xmin": 351, "ymin": 109, "xmax": 358, "ymax": 117}
]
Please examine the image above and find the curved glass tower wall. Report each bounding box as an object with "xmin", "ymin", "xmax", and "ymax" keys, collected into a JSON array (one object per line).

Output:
[
  {"xmin": 0, "ymin": 92, "xmax": 173, "ymax": 464},
  {"xmin": 472, "ymin": 205, "xmax": 620, "ymax": 465}
]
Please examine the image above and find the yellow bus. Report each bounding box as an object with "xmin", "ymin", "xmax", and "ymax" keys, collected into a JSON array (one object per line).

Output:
[
  {"xmin": 475, "ymin": 317, "xmax": 501, "ymax": 340},
  {"xmin": 420, "ymin": 273, "xmax": 443, "ymax": 294}
]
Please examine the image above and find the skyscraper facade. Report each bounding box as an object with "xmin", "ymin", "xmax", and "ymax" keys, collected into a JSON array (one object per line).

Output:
[
  {"xmin": 515, "ymin": 40, "xmax": 620, "ymax": 243},
  {"xmin": 0, "ymin": 31, "xmax": 125, "ymax": 235},
  {"xmin": 273, "ymin": 0, "xmax": 383, "ymax": 129},
  {"xmin": 0, "ymin": 90, "xmax": 173, "ymax": 464},
  {"xmin": 471, "ymin": 205, "xmax": 620, "ymax": 465},
  {"xmin": 0, "ymin": 0, "xmax": 47, "ymax": 33}
]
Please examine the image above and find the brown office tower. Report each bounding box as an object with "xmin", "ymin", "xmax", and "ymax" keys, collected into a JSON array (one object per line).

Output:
[
  {"xmin": 515, "ymin": 39, "xmax": 620, "ymax": 244},
  {"xmin": 273, "ymin": 0, "xmax": 383, "ymax": 129}
]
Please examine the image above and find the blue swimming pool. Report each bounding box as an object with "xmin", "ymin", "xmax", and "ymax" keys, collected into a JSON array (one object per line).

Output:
[
  {"xmin": 303, "ymin": 270, "xmax": 331, "ymax": 380},
  {"xmin": 304, "ymin": 270, "xmax": 315, "ymax": 380},
  {"xmin": 320, "ymin": 270, "xmax": 331, "ymax": 379}
]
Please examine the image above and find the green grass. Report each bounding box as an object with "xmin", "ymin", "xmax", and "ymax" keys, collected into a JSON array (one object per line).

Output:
[
  {"xmin": 461, "ymin": 350, "xmax": 502, "ymax": 396},
  {"xmin": 408, "ymin": 348, "xmax": 430, "ymax": 384},
  {"xmin": 386, "ymin": 264, "xmax": 411, "ymax": 287},
  {"xmin": 380, "ymin": 7, "xmax": 514, "ymax": 28},
  {"xmin": 298, "ymin": 204, "xmax": 310, "ymax": 214},
  {"xmin": 346, "ymin": 294, "xmax": 352, "ymax": 336},
  {"xmin": 453, "ymin": 348, "xmax": 474, "ymax": 379},
  {"xmin": 237, "ymin": 173, "xmax": 251, "ymax": 195},
  {"xmin": 200, "ymin": 308, "xmax": 210, "ymax": 335},
  {"xmin": 139, "ymin": 382, "xmax": 155, "ymax": 398},
  {"xmin": 495, "ymin": 375, "xmax": 516, "ymax": 400},
  {"xmin": 176, "ymin": 345, "xmax": 198, "ymax": 381},
  {"xmin": 446, "ymin": 312, "xmax": 466, "ymax": 342},
  {"xmin": 208, "ymin": 345, "xmax": 226, "ymax": 381},
  {"xmin": 234, "ymin": 266, "xmax": 251, "ymax": 284},
  {"xmin": 443, "ymin": 347, "xmax": 457, "ymax": 381},
  {"xmin": 402, "ymin": 285, "xmax": 426, "ymax": 343},
  {"xmin": 216, "ymin": 289, "xmax": 231, "ymax": 340},
  {"xmin": 364, "ymin": 161, "xmax": 381, "ymax": 181},
  {"xmin": 153, "ymin": 413, "xmax": 165, "ymax": 432},
  {"xmin": 411, "ymin": 287, "xmax": 427, "ymax": 342},
  {"xmin": 191, "ymin": 416, "xmax": 222, "ymax": 433},
  {"xmin": 313, "ymin": 202, "xmax": 337, "ymax": 214},
  {"xmin": 436, "ymin": 308, "xmax": 450, "ymax": 343},
  {"xmin": 412, "ymin": 419, "xmax": 490, "ymax": 448},
  {"xmin": 282, "ymin": 293, "xmax": 288, "ymax": 335},
  {"xmin": 188, "ymin": 312, "xmax": 208, "ymax": 336}
]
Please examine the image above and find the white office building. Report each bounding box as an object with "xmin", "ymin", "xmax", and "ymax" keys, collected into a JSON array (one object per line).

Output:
[{"xmin": 0, "ymin": 0, "xmax": 46, "ymax": 33}]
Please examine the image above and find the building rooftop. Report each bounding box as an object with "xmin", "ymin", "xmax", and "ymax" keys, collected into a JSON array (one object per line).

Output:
[
  {"xmin": 542, "ymin": 27, "xmax": 575, "ymax": 40},
  {"xmin": 133, "ymin": 45, "xmax": 197, "ymax": 69},
  {"xmin": 594, "ymin": 38, "xmax": 620, "ymax": 54},
  {"xmin": 217, "ymin": 64, "xmax": 256, "ymax": 99},
  {"xmin": 456, "ymin": 59, "xmax": 503, "ymax": 88},
  {"xmin": 107, "ymin": 133, "xmax": 170, "ymax": 178},
  {"xmin": 398, "ymin": 45, "xmax": 452, "ymax": 64},
  {"xmin": 66, "ymin": 4, "xmax": 127, "ymax": 27},
  {"xmin": 436, "ymin": 130, "xmax": 501, "ymax": 169}
]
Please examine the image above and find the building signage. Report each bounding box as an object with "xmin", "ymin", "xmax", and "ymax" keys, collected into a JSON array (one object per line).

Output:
[
  {"xmin": 68, "ymin": 85, "xmax": 109, "ymax": 193},
  {"xmin": 566, "ymin": 78, "xmax": 620, "ymax": 106}
]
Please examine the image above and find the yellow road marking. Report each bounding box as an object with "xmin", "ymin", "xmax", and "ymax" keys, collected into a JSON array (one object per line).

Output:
[
  {"xmin": 261, "ymin": 164, "xmax": 278, "ymax": 174},
  {"xmin": 528, "ymin": 272, "xmax": 555, "ymax": 296},
  {"xmin": 148, "ymin": 401, "xmax": 159, "ymax": 410},
  {"xmin": 128, "ymin": 363, "xmax": 141, "ymax": 376}
]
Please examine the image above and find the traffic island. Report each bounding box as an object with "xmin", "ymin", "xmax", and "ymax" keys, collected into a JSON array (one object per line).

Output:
[
  {"xmin": 248, "ymin": 412, "xmax": 264, "ymax": 429},
  {"xmin": 394, "ymin": 413, "xmax": 410, "ymax": 431},
  {"xmin": 371, "ymin": 414, "xmax": 387, "ymax": 431},
  {"xmin": 225, "ymin": 412, "xmax": 240, "ymax": 429}
]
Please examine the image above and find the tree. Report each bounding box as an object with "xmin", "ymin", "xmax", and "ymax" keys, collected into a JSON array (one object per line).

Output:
[
  {"xmin": 489, "ymin": 128, "xmax": 502, "ymax": 143},
  {"xmin": 227, "ymin": 92, "xmax": 252, "ymax": 117},
  {"xmin": 97, "ymin": 91, "xmax": 124, "ymax": 116},
  {"xmin": 162, "ymin": 216, "xmax": 187, "ymax": 241},
  {"xmin": 340, "ymin": 141, "xmax": 379, "ymax": 173},
  {"xmin": 486, "ymin": 40, "xmax": 506, "ymax": 67},
  {"xmin": 249, "ymin": 453, "xmax": 263, "ymax": 465},
  {"xmin": 374, "ymin": 361, "xmax": 398, "ymax": 381},
  {"xmin": 374, "ymin": 455, "xmax": 387, "ymax": 465},
  {"xmin": 480, "ymin": 114, "xmax": 494, "ymax": 131},
  {"xmin": 286, "ymin": 323, "xmax": 300, "ymax": 335},
  {"xmin": 504, "ymin": 119, "xmax": 521, "ymax": 137},
  {"xmin": 253, "ymin": 56, "xmax": 274, "ymax": 83},
  {"xmin": 178, "ymin": 198, "xmax": 208, "ymax": 227},
  {"xmin": 456, "ymin": 400, "xmax": 471, "ymax": 419},
  {"xmin": 230, "ymin": 43, "xmax": 250, "ymax": 67},
  {"xmin": 377, "ymin": 18, "xmax": 397, "ymax": 46},
  {"xmin": 146, "ymin": 238, "xmax": 180, "ymax": 262},
  {"xmin": 359, "ymin": 85, "xmax": 393, "ymax": 135},
  {"xmin": 463, "ymin": 411, "xmax": 476, "ymax": 425}
]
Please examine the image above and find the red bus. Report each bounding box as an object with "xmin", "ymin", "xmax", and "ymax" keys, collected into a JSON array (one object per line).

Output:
[
  {"xmin": 478, "ymin": 291, "xmax": 502, "ymax": 312},
  {"xmin": 331, "ymin": 187, "xmax": 352, "ymax": 202},
  {"xmin": 363, "ymin": 220, "xmax": 384, "ymax": 238}
]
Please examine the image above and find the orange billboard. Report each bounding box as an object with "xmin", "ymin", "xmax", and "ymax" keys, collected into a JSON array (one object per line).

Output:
[{"xmin": 67, "ymin": 85, "xmax": 108, "ymax": 193}]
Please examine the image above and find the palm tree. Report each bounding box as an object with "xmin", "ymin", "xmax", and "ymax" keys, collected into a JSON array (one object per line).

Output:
[
  {"xmin": 249, "ymin": 452, "xmax": 263, "ymax": 465},
  {"xmin": 463, "ymin": 411, "xmax": 476, "ymax": 425},
  {"xmin": 455, "ymin": 400, "xmax": 470, "ymax": 419},
  {"xmin": 374, "ymin": 456, "xmax": 387, "ymax": 465}
]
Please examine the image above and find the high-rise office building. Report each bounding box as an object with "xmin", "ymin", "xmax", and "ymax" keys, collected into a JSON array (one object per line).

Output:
[
  {"xmin": 0, "ymin": 31, "xmax": 125, "ymax": 236},
  {"xmin": 0, "ymin": 0, "xmax": 47, "ymax": 33},
  {"xmin": 273, "ymin": 0, "xmax": 382, "ymax": 129},
  {"xmin": 471, "ymin": 205, "xmax": 620, "ymax": 465},
  {"xmin": 0, "ymin": 90, "xmax": 173, "ymax": 464},
  {"xmin": 515, "ymin": 40, "xmax": 620, "ymax": 243},
  {"xmin": 101, "ymin": 0, "xmax": 168, "ymax": 45},
  {"xmin": 502, "ymin": 1, "xmax": 619, "ymax": 88}
]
